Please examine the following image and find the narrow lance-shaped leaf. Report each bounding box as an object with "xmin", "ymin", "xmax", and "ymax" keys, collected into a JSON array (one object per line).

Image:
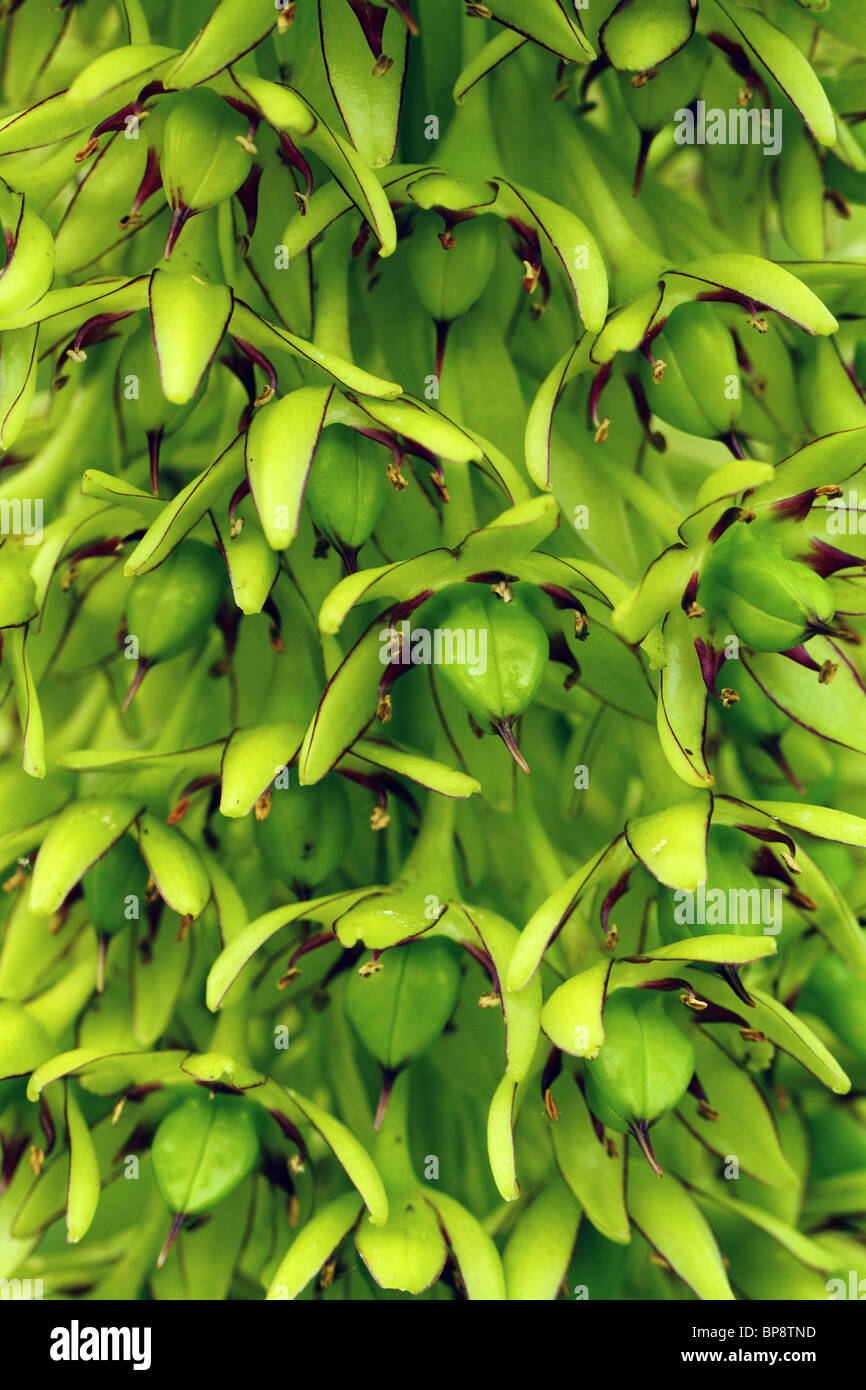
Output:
[
  {"xmin": 491, "ymin": 180, "xmax": 609, "ymax": 333},
  {"xmin": 166, "ymin": 0, "xmax": 277, "ymax": 87},
  {"xmin": 65, "ymin": 1085, "xmax": 101, "ymax": 1244},
  {"xmin": 266, "ymin": 1192, "xmax": 363, "ymax": 1300},
  {"xmin": 743, "ymin": 637, "xmax": 866, "ymax": 756},
  {"xmin": 423, "ymin": 1190, "xmax": 507, "ymax": 1300},
  {"xmin": 657, "ymin": 607, "xmax": 714, "ymax": 789},
  {"xmin": 29, "ymin": 799, "xmax": 142, "ymax": 917},
  {"xmin": 319, "ymin": 0, "xmax": 408, "ymax": 168},
  {"xmin": 714, "ymin": 0, "xmax": 836, "ymax": 145},
  {"xmin": 552, "ymin": 1079, "xmax": 630, "ymax": 1244},
  {"xmin": 245, "ymin": 386, "xmax": 333, "ymax": 549},
  {"xmin": 502, "ymin": 1181, "xmax": 581, "ymax": 1301},
  {"xmin": 627, "ymin": 1161, "xmax": 735, "ymax": 1300}
]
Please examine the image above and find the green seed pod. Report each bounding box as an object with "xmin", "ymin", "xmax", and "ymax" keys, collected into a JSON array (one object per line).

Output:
[
  {"xmin": 407, "ymin": 211, "xmax": 498, "ymax": 322},
  {"xmin": 640, "ymin": 302, "xmax": 741, "ymax": 439},
  {"xmin": 152, "ymin": 1093, "xmax": 259, "ymax": 1218},
  {"xmin": 125, "ymin": 540, "xmax": 225, "ymax": 665},
  {"xmin": 161, "ymin": 88, "xmax": 252, "ymax": 256},
  {"xmin": 584, "ymin": 989, "xmax": 694, "ymax": 1172},
  {"xmin": 345, "ymin": 938, "xmax": 461, "ymax": 1070},
  {"xmin": 305, "ymin": 426, "xmax": 389, "ymax": 570},
  {"xmin": 435, "ymin": 591, "xmax": 548, "ymax": 772},
  {"xmin": 702, "ymin": 524, "xmax": 836, "ymax": 653},
  {"xmin": 82, "ymin": 835, "xmax": 150, "ymax": 938},
  {"xmin": 123, "ymin": 540, "xmax": 225, "ymax": 710},
  {"xmin": 253, "ymin": 778, "xmax": 350, "ymax": 892},
  {"xmin": 118, "ymin": 322, "xmax": 203, "ymax": 492}
]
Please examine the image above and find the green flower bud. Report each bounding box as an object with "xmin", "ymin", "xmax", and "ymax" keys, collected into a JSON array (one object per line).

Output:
[
  {"xmin": 584, "ymin": 989, "xmax": 694, "ymax": 1172},
  {"xmin": 253, "ymin": 777, "xmax": 350, "ymax": 892},
  {"xmin": 407, "ymin": 211, "xmax": 498, "ymax": 322},
  {"xmin": 152, "ymin": 1093, "xmax": 259, "ymax": 1219},
  {"xmin": 123, "ymin": 540, "xmax": 225, "ymax": 710},
  {"xmin": 82, "ymin": 835, "xmax": 149, "ymax": 938},
  {"xmin": 344, "ymin": 938, "xmax": 462, "ymax": 1069},
  {"xmin": 161, "ymin": 89, "xmax": 252, "ymax": 256},
  {"xmin": 126, "ymin": 540, "xmax": 225, "ymax": 665},
  {"xmin": 702, "ymin": 524, "xmax": 836, "ymax": 653},
  {"xmin": 305, "ymin": 426, "xmax": 388, "ymax": 570},
  {"xmin": 640, "ymin": 302, "xmax": 741, "ymax": 439},
  {"xmin": 435, "ymin": 591, "xmax": 548, "ymax": 772},
  {"xmin": 118, "ymin": 323, "xmax": 203, "ymax": 492}
]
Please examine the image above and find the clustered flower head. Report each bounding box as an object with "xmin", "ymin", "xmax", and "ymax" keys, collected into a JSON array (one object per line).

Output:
[{"xmin": 0, "ymin": 0, "xmax": 866, "ymax": 1304}]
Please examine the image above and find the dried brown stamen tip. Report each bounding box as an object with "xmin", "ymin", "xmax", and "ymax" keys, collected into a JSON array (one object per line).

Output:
[
  {"xmin": 604, "ymin": 925, "xmax": 618, "ymax": 951},
  {"xmin": 739, "ymin": 1028, "xmax": 767, "ymax": 1043},
  {"xmin": 737, "ymin": 85, "xmax": 752, "ymax": 106},
  {"xmin": 697, "ymin": 1100, "xmax": 719, "ymax": 1121},
  {"xmin": 720, "ymin": 687, "xmax": 739, "ymax": 707},
  {"xmin": 681, "ymin": 991, "xmax": 708, "ymax": 1011},
  {"xmin": 3, "ymin": 868, "xmax": 28, "ymax": 893},
  {"xmin": 359, "ymin": 959, "xmax": 384, "ymax": 977},
  {"xmin": 686, "ymin": 601, "xmax": 706, "ymax": 619},
  {"xmin": 543, "ymin": 1088, "xmax": 558, "ymax": 1122},
  {"xmin": 176, "ymin": 914, "xmax": 193, "ymax": 943},
  {"xmin": 465, "ymin": 3, "xmax": 492, "ymax": 16},
  {"xmin": 229, "ymin": 517, "xmax": 245, "ymax": 542},
  {"xmin": 253, "ymin": 385, "xmax": 275, "ymax": 407},
  {"xmin": 652, "ymin": 359, "xmax": 666, "ymax": 384},
  {"xmin": 287, "ymin": 1193, "xmax": 300, "ymax": 1227},
  {"xmin": 429, "ymin": 472, "xmax": 450, "ymax": 503},
  {"xmin": 294, "ymin": 191, "xmax": 309, "ymax": 215},
  {"xmin": 372, "ymin": 54, "xmax": 393, "ymax": 77},
  {"xmin": 74, "ymin": 137, "xmax": 99, "ymax": 163},
  {"xmin": 594, "ymin": 416, "xmax": 610, "ymax": 444},
  {"xmin": 775, "ymin": 1084, "xmax": 790, "ymax": 1112},
  {"xmin": 522, "ymin": 259, "xmax": 540, "ymax": 294},
  {"xmin": 491, "ymin": 581, "xmax": 513, "ymax": 602},
  {"xmin": 369, "ymin": 806, "xmax": 390, "ymax": 831},
  {"xmin": 29, "ymin": 1146, "xmax": 44, "ymax": 1175},
  {"xmin": 649, "ymin": 1251, "xmax": 672, "ymax": 1270},
  {"xmin": 166, "ymin": 798, "xmax": 189, "ymax": 826},
  {"xmin": 630, "ymin": 69, "xmax": 657, "ymax": 88},
  {"xmin": 816, "ymin": 484, "xmax": 844, "ymax": 499},
  {"xmin": 818, "ymin": 660, "xmax": 837, "ymax": 684},
  {"xmin": 604, "ymin": 1136, "xmax": 619, "ymax": 1159},
  {"xmin": 478, "ymin": 991, "xmax": 500, "ymax": 1008},
  {"xmin": 319, "ymin": 1259, "xmax": 337, "ymax": 1289},
  {"xmin": 255, "ymin": 788, "xmax": 272, "ymax": 821},
  {"xmin": 747, "ymin": 314, "xmax": 768, "ymax": 333},
  {"xmin": 386, "ymin": 461, "xmax": 408, "ymax": 490},
  {"xmin": 574, "ymin": 611, "xmax": 589, "ymax": 638},
  {"xmin": 789, "ymin": 888, "xmax": 818, "ymax": 911},
  {"xmin": 276, "ymin": 1, "xmax": 296, "ymax": 33},
  {"xmin": 376, "ymin": 693, "xmax": 393, "ymax": 723},
  {"xmin": 277, "ymin": 967, "xmax": 301, "ymax": 989}
]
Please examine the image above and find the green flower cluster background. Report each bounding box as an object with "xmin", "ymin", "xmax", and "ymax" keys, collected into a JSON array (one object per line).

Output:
[{"xmin": 2, "ymin": 0, "xmax": 866, "ymax": 1303}]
